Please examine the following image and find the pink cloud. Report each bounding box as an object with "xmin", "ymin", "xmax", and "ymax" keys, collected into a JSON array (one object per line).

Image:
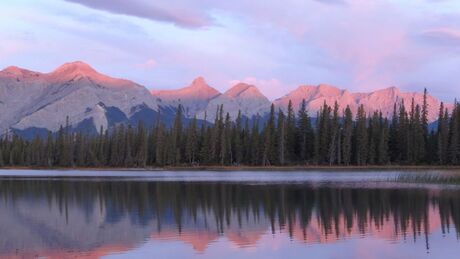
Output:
[
  {"xmin": 299, "ymin": 1, "xmax": 414, "ymax": 91},
  {"xmin": 137, "ymin": 58, "xmax": 157, "ymax": 70}
]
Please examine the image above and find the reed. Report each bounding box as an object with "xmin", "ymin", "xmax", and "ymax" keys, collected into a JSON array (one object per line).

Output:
[{"xmin": 395, "ymin": 173, "xmax": 460, "ymax": 185}]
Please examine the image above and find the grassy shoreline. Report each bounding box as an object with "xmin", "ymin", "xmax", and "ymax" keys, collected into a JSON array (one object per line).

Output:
[
  {"xmin": 2, "ymin": 165, "xmax": 460, "ymax": 171},
  {"xmin": 3, "ymin": 165, "xmax": 460, "ymax": 185}
]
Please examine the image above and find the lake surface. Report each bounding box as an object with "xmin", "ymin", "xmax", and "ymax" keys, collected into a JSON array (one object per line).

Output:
[{"xmin": 1, "ymin": 170, "xmax": 460, "ymax": 258}]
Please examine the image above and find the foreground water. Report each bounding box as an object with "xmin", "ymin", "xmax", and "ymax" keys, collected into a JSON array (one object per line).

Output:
[{"xmin": 1, "ymin": 170, "xmax": 460, "ymax": 258}]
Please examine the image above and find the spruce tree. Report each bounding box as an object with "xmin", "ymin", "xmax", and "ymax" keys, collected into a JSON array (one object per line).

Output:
[
  {"xmin": 437, "ymin": 102, "xmax": 449, "ymax": 165},
  {"xmin": 342, "ymin": 106, "xmax": 353, "ymax": 166},
  {"xmin": 74, "ymin": 132, "xmax": 85, "ymax": 166},
  {"xmin": 263, "ymin": 104, "xmax": 276, "ymax": 166},
  {"xmin": 124, "ymin": 125, "xmax": 134, "ymax": 167},
  {"xmin": 185, "ymin": 116, "xmax": 198, "ymax": 164},
  {"xmin": 297, "ymin": 99, "xmax": 313, "ymax": 164},
  {"xmin": 317, "ymin": 102, "xmax": 331, "ymax": 164},
  {"xmin": 328, "ymin": 102, "xmax": 340, "ymax": 165},
  {"xmin": 286, "ymin": 100, "xmax": 297, "ymax": 163},
  {"xmin": 199, "ymin": 125, "xmax": 212, "ymax": 165},
  {"xmin": 378, "ymin": 116, "xmax": 389, "ymax": 165},
  {"xmin": 367, "ymin": 111, "xmax": 379, "ymax": 165},
  {"xmin": 397, "ymin": 101, "xmax": 409, "ymax": 163},
  {"xmin": 169, "ymin": 105, "xmax": 183, "ymax": 165},
  {"xmin": 421, "ymin": 88, "xmax": 429, "ymax": 158},
  {"xmin": 135, "ymin": 121, "xmax": 148, "ymax": 167},
  {"xmin": 277, "ymin": 109, "xmax": 286, "ymax": 165},
  {"xmin": 355, "ymin": 105, "xmax": 368, "ymax": 165},
  {"xmin": 251, "ymin": 117, "xmax": 261, "ymax": 165},
  {"xmin": 210, "ymin": 106, "xmax": 222, "ymax": 163},
  {"xmin": 56, "ymin": 125, "xmax": 67, "ymax": 167},
  {"xmin": 413, "ymin": 104, "xmax": 425, "ymax": 163},
  {"xmin": 388, "ymin": 103, "xmax": 399, "ymax": 163},
  {"xmin": 448, "ymin": 103, "xmax": 460, "ymax": 164},
  {"xmin": 241, "ymin": 118, "xmax": 251, "ymax": 164},
  {"xmin": 234, "ymin": 111, "xmax": 243, "ymax": 165},
  {"xmin": 199, "ymin": 112, "xmax": 211, "ymax": 164},
  {"xmin": 45, "ymin": 131, "xmax": 54, "ymax": 167},
  {"xmin": 147, "ymin": 126, "xmax": 156, "ymax": 165},
  {"xmin": 219, "ymin": 112, "xmax": 232, "ymax": 165}
]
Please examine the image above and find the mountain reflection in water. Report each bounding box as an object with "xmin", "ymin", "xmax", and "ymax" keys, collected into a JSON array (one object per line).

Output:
[{"xmin": 0, "ymin": 178, "xmax": 460, "ymax": 258}]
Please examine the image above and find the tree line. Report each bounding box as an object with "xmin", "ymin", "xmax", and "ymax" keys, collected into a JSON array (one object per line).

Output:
[{"xmin": 1, "ymin": 89, "xmax": 460, "ymax": 168}]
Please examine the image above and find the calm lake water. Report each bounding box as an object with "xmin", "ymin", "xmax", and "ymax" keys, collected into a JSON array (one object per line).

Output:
[{"xmin": 1, "ymin": 170, "xmax": 460, "ymax": 258}]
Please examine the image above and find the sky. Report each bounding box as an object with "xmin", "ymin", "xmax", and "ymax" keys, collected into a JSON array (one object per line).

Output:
[{"xmin": 1, "ymin": 0, "xmax": 460, "ymax": 101}]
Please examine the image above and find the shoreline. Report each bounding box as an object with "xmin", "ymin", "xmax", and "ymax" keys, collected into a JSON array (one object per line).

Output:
[{"xmin": 2, "ymin": 165, "xmax": 460, "ymax": 171}]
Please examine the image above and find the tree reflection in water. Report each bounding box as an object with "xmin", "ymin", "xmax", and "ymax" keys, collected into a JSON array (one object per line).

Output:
[{"xmin": 0, "ymin": 180, "xmax": 459, "ymax": 257}]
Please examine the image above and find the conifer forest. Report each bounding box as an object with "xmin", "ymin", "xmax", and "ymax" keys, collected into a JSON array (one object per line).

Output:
[{"xmin": 1, "ymin": 90, "xmax": 460, "ymax": 168}]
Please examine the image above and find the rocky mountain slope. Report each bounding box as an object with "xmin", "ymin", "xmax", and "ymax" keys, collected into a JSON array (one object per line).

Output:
[
  {"xmin": 196, "ymin": 83, "xmax": 271, "ymax": 121},
  {"xmin": 0, "ymin": 61, "xmax": 159, "ymax": 136},
  {"xmin": 0, "ymin": 61, "xmax": 451, "ymax": 136},
  {"xmin": 151, "ymin": 76, "xmax": 220, "ymax": 117}
]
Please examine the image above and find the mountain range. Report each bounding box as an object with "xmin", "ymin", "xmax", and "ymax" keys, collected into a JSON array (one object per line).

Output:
[{"xmin": 0, "ymin": 61, "xmax": 451, "ymax": 137}]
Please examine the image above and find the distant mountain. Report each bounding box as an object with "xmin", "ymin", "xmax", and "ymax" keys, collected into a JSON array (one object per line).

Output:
[
  {"xmin": 151, "ymin": 77, "xmax": 220, "ymax": 117},
  {"xmin": 0, "ymin": 61, "xmax": 159, "ymax": 136},
  {"xmin": 0, "ymin": 61, "xmax": 452, "ymax": 137},
  {"xmin": 152, "ymin": 79, "xmax": 271, "ymax": 122},
  {"xmin": 274, "ymin": 84, "xmax": 450, "ymax": 122},
  {"xmin": 198, "ymin": 83, "xmax": 271, "ymax": 121}
]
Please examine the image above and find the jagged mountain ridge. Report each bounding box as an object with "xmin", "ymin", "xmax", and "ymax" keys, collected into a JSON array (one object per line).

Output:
[
  {"xmin": 0, "ymin": 61, "xmax": 451, "ymax": 137},
  {"xmin": 273, "ymin": 84, "xmax": 449, "ymax": 122}
]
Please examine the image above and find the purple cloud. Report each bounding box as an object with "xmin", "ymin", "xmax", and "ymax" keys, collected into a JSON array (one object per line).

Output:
[
  {"xmin": 63, "ymin": 0, "xmax": 212, "ymax": 28},
  {"xmin": 420, "ymin": 28, "xmax": 460, "ymax": 45},
  {"xmin": 313, "ymin": 0, "xmax": 347, "ymax": 5}
]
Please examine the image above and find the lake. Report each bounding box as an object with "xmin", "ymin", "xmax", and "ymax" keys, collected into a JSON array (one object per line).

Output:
[{"xmin": 1, "ymin": 170, "xmax": 460, "ymax": 258}]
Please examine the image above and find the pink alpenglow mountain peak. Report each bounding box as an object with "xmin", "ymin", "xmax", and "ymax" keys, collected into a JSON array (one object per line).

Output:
[
  {"xmin": 224, "ymin": 83, "xmax": 266, "ymax": 99},
  {"xmin": 151, "ymin": 76, "xmax": 220, "ymax": 102},
  {"xmin": 0, "ymin": 61, "xmax": 157, "ymax": 133},
  {"xmin": 151, "ymin": 76, "xmax": 221, "ymax": 117},
  {"xmin": 198, "ymin": 82, "xmax": 272, "ymax": 121},
  {"xmin": 0, "ymin": 61, "xmax": 143, "ymax": 89},
  {"xmin": 1, "ymin": 66, "xmax": 40, "ymax": 77},
  {"xmin": 273, "ymin": 84, "xmax": 449, "ymax": 122},
  {"xmin": 47, "ymin": 61, "xmax": 141, "ymax": 89}
]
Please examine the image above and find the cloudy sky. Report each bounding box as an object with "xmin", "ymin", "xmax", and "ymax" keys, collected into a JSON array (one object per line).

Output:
[{"xmin": 1, "ymin": 0, "xmax": 460, "ymax": 100}]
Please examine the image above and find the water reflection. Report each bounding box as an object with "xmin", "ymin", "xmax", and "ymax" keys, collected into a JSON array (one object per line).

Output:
[{"xmin": 0, "ymin": 178, "xmax": 460, "ymax": 258}]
